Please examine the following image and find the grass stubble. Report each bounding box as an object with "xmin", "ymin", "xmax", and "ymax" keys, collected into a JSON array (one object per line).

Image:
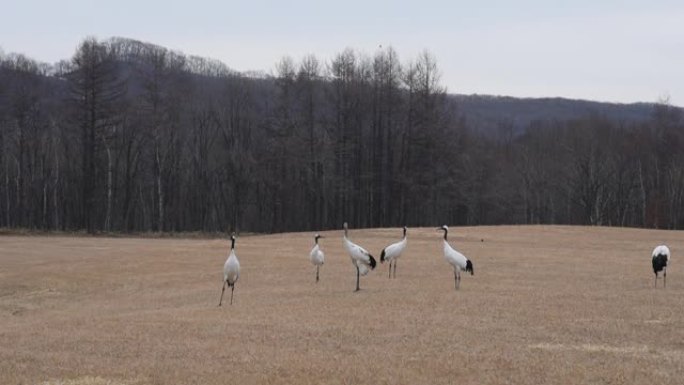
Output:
[{"xmin": 1, "ymin": 226, "xmax": 683, "ymax": 384}]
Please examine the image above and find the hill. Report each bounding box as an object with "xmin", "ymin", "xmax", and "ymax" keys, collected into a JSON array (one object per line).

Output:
[{"xmin": 451, "ymin": 94, "xmax": 658, "ymax": 135}]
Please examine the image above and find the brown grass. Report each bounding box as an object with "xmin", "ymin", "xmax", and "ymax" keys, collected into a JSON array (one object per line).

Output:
[{"xmin": 1, "ymin": 225, "xmax": 684, "ymax": 385}]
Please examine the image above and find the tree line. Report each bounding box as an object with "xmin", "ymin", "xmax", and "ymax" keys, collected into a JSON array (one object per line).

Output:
[{"xmin": 0, "ymin": 37, "xmax": 682, "ymax": 234}]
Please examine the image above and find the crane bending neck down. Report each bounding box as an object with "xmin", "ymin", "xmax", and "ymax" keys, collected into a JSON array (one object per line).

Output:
[{"xmin": 342, "ymin": 222, "xmax": 376, "ymax": 291}]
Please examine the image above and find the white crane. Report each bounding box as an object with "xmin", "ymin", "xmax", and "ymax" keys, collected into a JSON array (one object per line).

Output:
[
  {"xmin": 343, "ymin": 222, "xmax": 377, "ymax": 291},
  {"xmin": 438, "ymin": 225, "xmax": 473, "ymax": 290},
  {"xmin": 310, "ymin": 233, "xmax": 325, "ymax": 283},
  {"xmin": 219, "ymin": 233, "xmax": 240, "ymax": 306},
  {"xmin": 380, "ymin": 226, "xmax": 408, "ymax": 279},
  {"xmin": 652, "ymin": 245, "xmax": 671, "ymax": 288}
]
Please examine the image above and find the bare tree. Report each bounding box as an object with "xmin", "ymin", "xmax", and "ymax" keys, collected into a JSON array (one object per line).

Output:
[{"xmin": 66, "ymin": 37, "xmax": 125, "ymax": 233}]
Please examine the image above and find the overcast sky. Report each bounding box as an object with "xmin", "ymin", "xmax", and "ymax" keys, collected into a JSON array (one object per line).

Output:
[{"xmin": 2, "ymin": 0, "xmax": 682, "ymax": 105}]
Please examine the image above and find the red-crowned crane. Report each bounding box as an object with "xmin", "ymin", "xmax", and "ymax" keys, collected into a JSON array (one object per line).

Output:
[
  {"xmin": 219, "ymin": 233, "xmax": 240, "ymax": 306},
  {"xmin": 380, "ymin": 226, "xmax": 408, "ymax": 278},
  {"xmin": 343, "ymin": 222, "xmax": 376, "ymax": 292},
  {"xmin": 310, "ymin": 234, "xmax": 325, "ymax": 283},
  {"xmin": 652, "ymin": 245, "xmax": 671, "ymax": 288},
  {"xmin": 438, "ymin": 225, "xmax": 473, "ymax": 290}
]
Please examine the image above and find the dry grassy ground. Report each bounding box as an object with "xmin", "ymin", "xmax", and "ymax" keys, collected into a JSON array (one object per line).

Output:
[{"xmin": 1, "ymin": 225, "xmax": 684, "ymax": 385}]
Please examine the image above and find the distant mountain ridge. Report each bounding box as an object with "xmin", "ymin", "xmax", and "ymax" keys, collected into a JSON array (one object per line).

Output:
[
  {"xmin": 449, "ymin": 94, "xmax": 662, "ymax": 135},
  {"xmin": 1, "ymin": 37, "xmax": 671, "ymax": 138}
]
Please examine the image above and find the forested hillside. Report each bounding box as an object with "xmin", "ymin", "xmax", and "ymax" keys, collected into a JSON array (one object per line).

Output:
[
  {"xmin": 451, "ymin": 94, "xmax": 656, "ymax": 136},
  {"xmin": 1, "ymin": 37, "xmax": 682, "ymax": 233}
]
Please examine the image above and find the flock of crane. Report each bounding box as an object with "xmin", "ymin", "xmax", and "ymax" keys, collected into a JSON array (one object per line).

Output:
[{"xmin": 218, "ymin": 223, "xmax": 672, "ymax": 306}]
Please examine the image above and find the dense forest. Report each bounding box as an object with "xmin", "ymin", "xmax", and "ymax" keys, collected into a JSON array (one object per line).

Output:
[{"xmin": 1, "ymin": 37, "xmax": 683, "ymax": 234}]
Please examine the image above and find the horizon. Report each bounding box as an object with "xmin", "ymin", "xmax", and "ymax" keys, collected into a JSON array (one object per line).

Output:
[
  {"xmin": 1, "ymin": 36, "xmax": 678, "ymax": 109},
  {"xmin": 2, "ymin": 0, "xmax": 683, "ymax": 106}
]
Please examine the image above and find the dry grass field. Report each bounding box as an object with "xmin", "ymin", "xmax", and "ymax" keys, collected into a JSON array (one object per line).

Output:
[{"xmin": 1, "ymin": 225, "xmax": 684, "ymax": 385}]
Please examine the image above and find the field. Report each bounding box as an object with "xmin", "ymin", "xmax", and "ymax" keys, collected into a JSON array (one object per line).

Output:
[{"xmin": 1, "ymin": 225, "xmax": 684, "ymax": 385}]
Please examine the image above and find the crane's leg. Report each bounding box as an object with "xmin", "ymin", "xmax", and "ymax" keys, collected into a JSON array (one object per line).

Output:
[
  {"xmin": 230, "ymin": 284, "xmax": 235, "ymax": 305},
  {"xmin": 454, "ymin": 271, "xmax": 458, "ymax": 290},
  {"xmin": 393, "ymin": 260, "xmax": 397, "ymax": 279},
  {"xmin": 218, "ymin": 281, "xmax": 226, "ymax": 307},
  {"xmin": 457, "ymin": 271, "xmax": 461, "ymax": 289},
  {"xmin": 388, "ymin": 262, "xmax": 392, "ymax": 279},
  {"xmin": 664, "ymin": 268, "xmax": 667, "ymax": 288},
  {"xmin": 355, "ymin": 266, "xmax": 361, "ymax": 292},
  {"xmin": 316, "ymin": 265, "xmax": 320, "ymax": 283},
  {"xmin": 655, "ymin": 273, "xmax": 658, "ymax": 288}
]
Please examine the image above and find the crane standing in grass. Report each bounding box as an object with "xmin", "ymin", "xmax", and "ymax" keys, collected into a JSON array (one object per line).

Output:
[
  {"xmin": 343, "ymin": 222, "xmax": 377, "ymax": 292},
  {"xmin": 652, "ymin": 245, "xmax": 671, "ymax": 288},
  {"xmin": 438, "ymin": 225, "xmax": 473, "ymax": 290},
  {"xmin": 380, "ymin": 226, "xmax": 408, "ymax": 279},
  {"xmin": 310, "ymin": 234, "xmax": 325, "ymax": 283},
  {"xmin": 219, "ymin": 233, "xmax": 240, "ymax": 306}
]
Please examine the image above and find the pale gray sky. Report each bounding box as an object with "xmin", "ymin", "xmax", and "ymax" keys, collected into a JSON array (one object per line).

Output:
[{"xmin": 2, "ymin": 0, "xmax": 682, "ymax": 105}]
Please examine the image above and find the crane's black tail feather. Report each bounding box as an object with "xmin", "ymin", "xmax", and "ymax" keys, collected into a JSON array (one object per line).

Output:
[
  {"xmin": 653, "ymin": 254, "xmax": 668, "ymax": 273},
  {"xmin": 368, "ymin": 255, "xmax": 377, "ymax": 270}
]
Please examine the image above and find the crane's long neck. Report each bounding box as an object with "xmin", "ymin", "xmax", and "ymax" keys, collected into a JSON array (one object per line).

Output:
[
  {"xmin": 343, "ymin": 234, "xmax": 354, "ymax": 255},
  {"xmin": 343, "ymin": 224, "xmax": 352, "ymax": 253},
  {"xmin": 403, "ymin": 227, "xmax": 407, "ymax": 239},
  {"xmin": 231, "ymin": 238, "xmax": 235, "ymax": 250},
  {"xmin": 315, "ymin": 237, "xmax": 319, "ymax": 245},
  {"xmin": 443, "ymin": 230, "xmax": 448, "ymax": 241}
]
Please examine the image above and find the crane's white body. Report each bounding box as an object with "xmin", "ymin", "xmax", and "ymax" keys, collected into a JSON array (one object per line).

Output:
[
  {"xmin": 343, "ymin": 222, "xmax": 376, "ymax": 291},
  {"xmin": 356, "ymin": 260, "xmax": 371, "ymax": 276},
  {"xmin": 652, "ymin": 245, "xmax": 671, "ymax": 262},
  {"xmin": 310, "ymin": 234, "xmax": 325, "ymax": 282},
  {"xmin": 344, "ymin": 236, "xmax": 374, "ymax": 270},
  {"xmin": 224, "ymin": 249, "xmax": 240, "ymax": 286},
  {"xmin": 310, "ymin": 244, "xmax": 325, "ymax": 266},
  {"xmin": 219, "ymin": 235, "xmax": 240, "ymax": 306},
  {"xmin": 444, "ymin": 240, "xmax": 468, "ymax": 272},
  {"xmin": 381, "ymin": 227, "xmax": 407, "ymax": 278},
  {"xmin": 383, "ymin": 237, "xmax": 407, "ymax": 263}
]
